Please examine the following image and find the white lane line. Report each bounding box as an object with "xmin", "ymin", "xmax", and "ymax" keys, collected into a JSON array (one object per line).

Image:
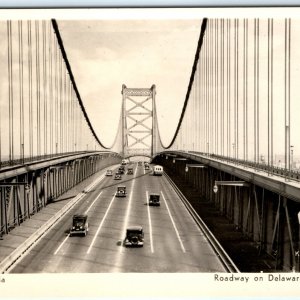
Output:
[
  {"xmin": 84, "ymin": 191, "xmax": 103, "ymax": 214},
  {"xmin": 54, "ymin": 234, "xmax": 69, "ymax": 255},
  {"xmin": 118, "ymin": 165, "xmax": 138, "ymax": 253},
  {"xmin": 161, "ymin": 191, "xmax": 186, "ymax": 253},
  {"xmin": 146, "ymin": 190, "xmax": 154, "ymax": 253},
  {"xmin": 86, "ymin": 194, "xmax": 116, "ymax": 254}
]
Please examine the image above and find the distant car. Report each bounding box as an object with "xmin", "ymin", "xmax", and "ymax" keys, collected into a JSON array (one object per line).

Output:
[
  {"xmin": 138, "ymin": 161, "xmax": 142, "ymax": 166},
  {"xmin": 118, "ymin": 166, "xmax": 125, "ymax": 174},
  {"xmin": 127, "ymin": 167, "xmax": 134, "ymax": 175},
  {"xmin": 115, "ymin": 174, "xmax": 122, "ymax": 180},
  {"xmin": 144, "ymin": 164, "xmax": 150, "ymax": 170},
  {"xmin": 121, "ymin": 159, "xmax": 127, "ymax": 165},
  {"xmin": 153, "ymin": 165, "xmax": 163, "ymax": 176},
  {"xmin": 124, "ymin": 225, "xmax": 144, "ymax": 247},
  {"xmin": 116, "ymin": 186, "xmax": 127, "ymax": 197},
  {"xmin": 106, "ymin": 170, "xmax": 113, "ymax": 176},
  {"xmin": 70, "ymin": 214, "xmax": 88, "ymax": 237},
  {"xmin": 149, "ymin": 193, "xmax": 160, "ymax": 206}
]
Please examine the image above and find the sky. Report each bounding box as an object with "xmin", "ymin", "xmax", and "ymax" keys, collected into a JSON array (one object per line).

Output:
[
  {"xmin": 57, "ymin": 18, "xmax": 200, "ymax": 147},
  {"xmin": 0, "ymin": 8, "xmax": 299, "ymax": 160}
]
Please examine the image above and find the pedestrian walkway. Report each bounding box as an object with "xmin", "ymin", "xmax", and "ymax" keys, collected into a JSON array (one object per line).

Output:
[{"xmin": 0, "ymin": 165, "xmax": 115, "ymax": 264}]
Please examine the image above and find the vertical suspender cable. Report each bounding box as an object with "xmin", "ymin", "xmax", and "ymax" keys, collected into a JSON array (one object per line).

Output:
[
  {"xmin": 205, "ymin": 22, "xmax": 208, "ymax": 152},
  {"xmin": 199, "ymin": 53, "xmax": 202, "ymax": 151},
  {"xmin": 49, "ymin": 22, "xmax": 53, "ymax": 155},
  {"xmin": 270, "ymin": 19, "xmax": 273, "ymax": 167},
  {"xmin": 257, "ymin": 19, "xmax": 260, "ymax": 165},
  {"xmin": 228, "ymin": 19, "xmax": 231, "ymax": 157},
  {"xmin": 243, "ymin": 19, "xmax": 246, "ymax": 162},
  {"xmin": 216, "ymin": 19, "xmax": 219, "ymax": 155},
  {"xmin": 284, "ymin": 19, "xmax": 291, "ymax": 175},
  {"xmin": 55, "ymin": 43, "xmax": 58, "ymax": 154},
  {"xmin": 18, "ymin": 21, "xmax": 24, "ymax": 162},
  {"xmin": 236, "ymin": 19, "xmax": 239, "ymax": 160},
  {"xmin": 210, "ymin": 20, "xmax": 213, "ymax": 153},
  {"xmin": 36, "ymin": 20, "xmax": 41, "ymax": 157},
  {"xmin": 234, "ymin": 19, "xmax": 237, "ymax": 160},
  {"xmin": 59, "ymin": 54, "xmax": 63, "ymax": 153},
  {"xmin": 245, "ymin": 19, "xmax": 248, "ymax": 162},
  {"xmin": 268, "ymin": 19, "xmax": 271, "ymax": 170},
  {"xmin": 7, "ymin": 21, "xmax": 10, "ymax": 162},
  {"xmin": 28, "ymin": 21, "xmax": 33, "ymax": 159},
  {"xmin": 42, "ymin": 20, "xmax": 47, "ymax": 156},
  {"xmin": 254, "ymin": 19, "xmax": 257, "ymax": 164},
  {"xmin": 64, "ymin": 68, "xmax": 67, "ymax": 152},
  {"xmin": 8, "ymin": 21, "xmax": 14, "ymax": 163},
  {"xmin": 221, "ymin": 19, "xmax": 224, "ymax": 156}
]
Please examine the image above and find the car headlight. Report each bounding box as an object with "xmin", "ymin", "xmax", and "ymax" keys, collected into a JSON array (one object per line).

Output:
[
  {"xmin": 72, "ymin": 226, "xmax": 75, "ymax": 229},
  {"xmin": 80, "ymin": 226, "xmax": 83, "ymax": 229}
]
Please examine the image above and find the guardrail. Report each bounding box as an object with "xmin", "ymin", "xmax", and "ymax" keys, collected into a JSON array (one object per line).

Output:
[
  {"xmin": 0, "ymin": 169, "xmax": 109, "ymax": 274},
  {"xmin": 163, "ymin": 171, "xmax": 240, "ymax": 273}
]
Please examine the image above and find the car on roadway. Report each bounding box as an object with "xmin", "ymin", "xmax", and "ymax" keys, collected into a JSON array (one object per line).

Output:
[
  {"xmin": 153, "ymin": 165, "xmax": 163, "ymax": 176},
  {"xmin": 138, "ymin": 161, "xmax": 142, "ymax": 166},
  {"xmin": 121, "ymin": 159, "xmax": 127, "ymax": 165},
  {"xmin": 118, "ymin": 166, "xmax": 125, "ymax": 174},
  {"xmin": 149, "ymin": 193, "xmax": 160, "ymax": 206},
  {"xmin": 127, "ymin": 167, "xmax": 134, "ymax": 175},
  {"xmin": 116, "ymin": 185, "xmax": 127, "ymax": 197},
  {"xmin": 124, "ymin": 225, "xmax": 144, "ymax": 247},
  {"xmin": 106, "ymin": 169, "xmax": 113, "ymax": 176},
  {"xmin": 115, "ymin": 173, "xmax": 122, "ymax": 180},
  {"xmin": 144, "ymin": 164, "xmax": 150, "ymax": 170},
  {"xmin": 70, "ymin": 214, "xmax": 89, "ymax": 237}
]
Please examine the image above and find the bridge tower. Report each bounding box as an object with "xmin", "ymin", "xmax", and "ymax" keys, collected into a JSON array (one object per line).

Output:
[{"xmin": 121, "ymin": 84, "xmax": 157, "ymax": 158}]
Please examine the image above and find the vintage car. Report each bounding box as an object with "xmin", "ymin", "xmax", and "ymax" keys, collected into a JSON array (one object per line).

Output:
[
  {"xmin": 138, "ymin": 161, "xmax": 142, "ymax": 166},
  {"xmin": 153, "ymin": 165, "xmax": 163, "ymax": 176},
  {"xmin": 149, "ymin": 193, "xmax": 160, "ymax": 206},
  {"xmin": 144, "ymin": 164, "xmax": 150, "ymax": 171},
  {"xmin": 70, "ymin": 214, "xmax": 89, "ymax": 237},
  {"xmin": 118, "ymin": 166, "xmax": 125, "ymax": 174},
  {"xmin": 127, "ymin": 167, "xmax": 134, "ymax": 175},
  {"xmin": 124, "ymin": 225, "xmax": 144, "ymax": 247},
  {"xmin": 106, "ymin": 169, "xmax": 113, "ymax": 176},
  {"xmin": 116, "ymin": 185, "xmax": 127, "ymax": 197},
  {"xmin": 121, "ymin": 159, "xmax": 127, "ymax": 165},
  {"xmin": 114, "ymin": 172, "xmax": 122, "ymax": 180}
]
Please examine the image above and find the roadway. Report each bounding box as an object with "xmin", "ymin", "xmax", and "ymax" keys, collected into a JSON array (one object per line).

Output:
[{"xmin": 11, "ymin": 162, "xmax": 226, "ymax": 273}]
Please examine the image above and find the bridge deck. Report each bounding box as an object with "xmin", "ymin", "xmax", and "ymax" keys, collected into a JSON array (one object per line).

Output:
[{"xmin": 0, "ymin": 163, "xmax": 226, "ymax": 273}]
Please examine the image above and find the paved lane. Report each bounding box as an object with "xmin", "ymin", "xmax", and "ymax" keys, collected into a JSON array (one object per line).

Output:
[{"xmin": 11, "ymin": 163, "xmax": 226, "ymax": 273}]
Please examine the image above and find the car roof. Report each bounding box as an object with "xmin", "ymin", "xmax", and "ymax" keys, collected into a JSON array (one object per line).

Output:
[
  {"xmin": 118, "ymin": 185, "xmax": 126, "ymax": 188},
  {"xmin": 73, "ymin": 214, "xmax": 87, "ymax": 218},
  {"xmin": 150, "ymin": 193, "xmax": 160, "ymax": 196},
  {"xmin": 127, "ymin": 225, "xmax": 143, "ymax": 231}
]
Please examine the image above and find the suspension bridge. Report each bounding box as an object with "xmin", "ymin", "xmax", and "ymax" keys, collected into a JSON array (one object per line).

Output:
[{"xmin": 0, "ymin": 17, "xmax": 300, "ymax": 273}]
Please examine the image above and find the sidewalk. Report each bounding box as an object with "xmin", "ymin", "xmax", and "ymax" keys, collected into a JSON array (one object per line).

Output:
[{"xmin": 0, "ymin": 166, "xmax": 113, "ymax": 264}]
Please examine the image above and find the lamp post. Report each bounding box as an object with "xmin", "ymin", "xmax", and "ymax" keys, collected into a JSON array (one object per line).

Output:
[
  {"xmin": 232, "ymin": 143, "xmax": 235, "ymax": 161},
  {"xmin": 21, "ymin": 143, "xmax": 24, "ymax": 164},
  {"xmin": 290, "ymin": 145, "xmax": 294, "ymax": 172}
]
